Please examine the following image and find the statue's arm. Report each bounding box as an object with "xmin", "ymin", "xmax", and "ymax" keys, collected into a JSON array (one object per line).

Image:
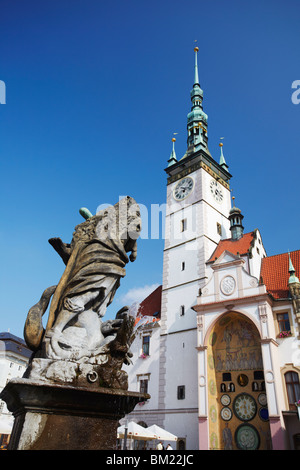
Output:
[
  {"xmin": 48, "ymin": 237, "xmax": 71, "ymax": 265},
  {"xmin": 126, "ymin": 239, "xmax": 137, "ymax": 262}
]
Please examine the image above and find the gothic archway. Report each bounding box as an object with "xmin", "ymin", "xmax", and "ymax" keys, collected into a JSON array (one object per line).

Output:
[{"xmin": 206, "ymin": 312, "xmax": 272, "ymax": 450}]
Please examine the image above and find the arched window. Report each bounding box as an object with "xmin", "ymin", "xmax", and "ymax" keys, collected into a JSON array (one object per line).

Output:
[{"xmin": 285, "ymin": 371, "xmax": 300, "ymax": 410}]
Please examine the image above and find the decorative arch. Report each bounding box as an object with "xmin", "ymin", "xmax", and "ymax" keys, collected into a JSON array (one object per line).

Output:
[
  {"xmin": 205, "ymin": 311, "xmax": 272, "ymax": 450},
  {"xmin": 204, "ymin": 309, "xmax": 262, "ymax": 348}
]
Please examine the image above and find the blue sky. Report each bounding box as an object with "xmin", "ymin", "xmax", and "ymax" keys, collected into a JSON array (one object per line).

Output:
[{"xmin": 1, "ymin": 0, "xmax": 299, "ymax": 338}]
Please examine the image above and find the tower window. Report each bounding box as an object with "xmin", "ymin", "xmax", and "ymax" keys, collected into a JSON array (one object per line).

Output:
[
  {"xmin": 181, "ymin": 261, "xmax": 185, "ymax": 271},
  {"xmin": 177, "ymin": 385, "xmax": 185, "ymax": 400},
  {"xmin": 217, "ymin": 223, "xmax": 222, "ymax": 235},
  {"xmin": 180, "ymin": 305, "xmax": 185, "ymax": 316},
  {"xmin": 181, "ymin": 219, "xmax": 187, "ymax": 232}
]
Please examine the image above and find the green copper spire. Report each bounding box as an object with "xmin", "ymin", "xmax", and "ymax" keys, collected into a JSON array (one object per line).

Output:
[
  {"xmin": 186, "ymin": 47, "xmax": 209, "ymax": 153},
  {"xmin": 194, "ymin": 45, "xmax": 199, "ymax": 85},
  {"xmin": 167, "ymin": 137, "xmax": 177, "ymax": 166},
  {"xmin": 219, "ymin": 141, "xmax": 229, "ymax": 170},
  {"xmin": 229, "ymin": 196, "xmax": 244, "ymax": 240},
  {"xmin": 288, "ymin": 252, "xmax": 299, "ymax": 284}
]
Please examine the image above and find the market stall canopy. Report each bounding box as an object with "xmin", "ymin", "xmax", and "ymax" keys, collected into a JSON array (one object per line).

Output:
[
  {"xmin": 0, "ymin": 417, "xmax": 13, "ymax": 434},
  {"xmin": 117, "ymin": 421, "xmax": 157, "ymax": 440},
  {"xmin": 147, "ymin": 424, "xmax": 178, "ymax": 441}
]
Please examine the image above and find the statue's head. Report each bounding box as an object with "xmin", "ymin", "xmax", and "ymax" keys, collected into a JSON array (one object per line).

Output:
[{"xmin": 72, "ymin": 197, "xmax": 141, "ymax": 249}]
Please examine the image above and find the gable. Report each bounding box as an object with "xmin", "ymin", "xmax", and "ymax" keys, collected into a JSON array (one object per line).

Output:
[{"xmin": 207, "ymin": 231, "xmax": 256, "ymax": 263}]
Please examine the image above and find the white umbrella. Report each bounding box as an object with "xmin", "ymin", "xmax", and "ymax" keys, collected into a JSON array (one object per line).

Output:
[
  {"xmin": 147, "ymin": 424, "xmax": 178, "ymax": 441},
  {"xmin": 0, "ymin": 417, "xmax": 13, "ymax": 434},
  {"xmin": 117, "ymin": 421, "xmax": 157, "ymax": 440}
]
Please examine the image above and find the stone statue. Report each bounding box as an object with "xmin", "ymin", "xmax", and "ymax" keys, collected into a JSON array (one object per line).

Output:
[{"xmin": 23, "ymin": 196, "xmax": 141, "ymax": 390}]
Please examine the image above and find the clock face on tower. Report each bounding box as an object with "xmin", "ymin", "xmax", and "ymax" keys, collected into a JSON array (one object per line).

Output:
[
  {"xmin": 210, "ymin": 179, "xmax": 223, "ymax": 203},
  {"xmin": 173, "ymin": 176, "xmax": 194, "ymax": 201}
]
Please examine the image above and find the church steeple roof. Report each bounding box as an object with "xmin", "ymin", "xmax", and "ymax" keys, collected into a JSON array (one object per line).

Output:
[
  {"xmin": 219, "ymin": 141, "xmax": 229, "ymax": 170},
  {"xmin": 165, "ymin": 47, "xmax": 232, "ymax": 185},
  {"xmin": 288, "ymin": 251, "xmax": 300, "ymax": 284},
  {"xmin": 186, "ymin": 47, "xmax": 209, "ymax": 154},
  {"xmin": 194, "ymin": 45, "xmax": 199, "ymax": 85},
  {"xmin": 229, "ymin": 196, "xmax": 244, "ymax": 240},
  {"xmin": 167, "ymin": 137, "xmax": 177, "ymax": 167}
]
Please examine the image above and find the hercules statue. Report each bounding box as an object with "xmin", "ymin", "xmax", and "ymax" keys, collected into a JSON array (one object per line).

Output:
[{"xmin": 23, "ymin": 197, "xmax": 141, "ymax": 390}]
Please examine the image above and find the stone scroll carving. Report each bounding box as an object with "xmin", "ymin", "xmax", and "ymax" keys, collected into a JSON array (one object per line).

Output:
[{"xmin": 23, "ymin": 197, "xmax": 141, "ymax": 390}]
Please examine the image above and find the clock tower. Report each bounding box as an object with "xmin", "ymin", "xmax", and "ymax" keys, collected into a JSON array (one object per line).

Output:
[{"xmin": 158, "ymin": 48, "xmax": 232, "ymax": 445}]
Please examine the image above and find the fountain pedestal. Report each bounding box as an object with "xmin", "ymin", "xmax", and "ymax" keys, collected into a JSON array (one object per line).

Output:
[{"xmin": 1, "ymin": 378, "xmax": 147, "ymax": 450}]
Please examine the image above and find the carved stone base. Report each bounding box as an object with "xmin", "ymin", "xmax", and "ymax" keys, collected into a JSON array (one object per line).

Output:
[
  {"xmin": 24, "ymin": 357, "xmax": 130, "ymax": 391},
  {"xmin": 0, "ymin": 378, "xmax": 148, "ymax": 450}
]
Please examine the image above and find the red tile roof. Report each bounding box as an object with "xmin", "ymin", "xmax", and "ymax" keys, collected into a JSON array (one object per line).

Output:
[
  {"xmin": 207, "ymin": 231, "xmax": 300, "ymax": 300},
  {"xmin": 207, "ymin": 231, "xmax": 256, "ymax": 263},
  {"xmin": 260, "ymin": 250, "xmax": 300, "ymax": 299},
  {"xmin": 134, "ymin": 285, "xmax": 162, "ymax": 326}
]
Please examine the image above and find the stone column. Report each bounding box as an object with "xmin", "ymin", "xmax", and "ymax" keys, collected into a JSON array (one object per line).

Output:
[
  {"xmin": 1, "ymin": 378, "xmax": 147, "ymax": 450},
  {"xmin": 197, "ymin": 345, "xmax": 209, "ymax": 450},
  {"xmin": 260, "ymin": 339, "xmax": 286, "ymax": 450},
  {"xmin": 196, "ymin": 309, "xmax": 209, "ymax": 450}
]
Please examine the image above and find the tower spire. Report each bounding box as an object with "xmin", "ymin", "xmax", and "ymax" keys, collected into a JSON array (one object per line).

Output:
[
  {"xmin": 229, "ymin": 196, "xmax": 244, "ymax": 240},
  {"xmin": 288, "ymin": 252, "xmax": 299, "ymax": 284},
  {"xmin": 194, "ymin": 46, "xmax": 199, "ymax": 85},
  {"xmin": 167, "ymin": 136, "xmax": 178, "ymax": 167},
  {"xmin": 186, "ymin": 46, "xmax": 209, "ymax": 154},
  {"xmin": 219, "ymin": 140, "xmax": 229, "ymax": 170}
]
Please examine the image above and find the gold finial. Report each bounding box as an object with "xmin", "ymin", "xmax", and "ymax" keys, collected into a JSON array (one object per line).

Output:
[
  {"xmin": 219, "ymin": 142, "xmax": 223, "ymax": 147},
  {"xmin": 172, "ymin": 137, "xmax": 176, "ymax": 142},
  {"xmin": 194, "ymin": 46, "xmax": 199, "ymax": 52}
]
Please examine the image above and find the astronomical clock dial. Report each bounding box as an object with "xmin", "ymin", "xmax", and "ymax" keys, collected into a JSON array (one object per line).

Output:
[
  {"xmin": 173, "ymin": 176, "xmax": 194, "ymax": 201},
  {"xmin": 235, "ymin": 424, "xmax": 260, "ymax": 450},
  {"xmin": 210, "ymin": 179, "xmax": 223, "ymax": 203},
  {"xmin": 221, "ymin": 407, "xmax": 232, "ymax": 421},
  {"xmin": 258, "ymin": 393, "xmax": 267, "ymax": 406},
  {"xmin": 233, "ymin": 393, "xmax": 257, "ymax": 421},
  {"xmin": 259, "ymin": 407, "xmax": 269, "ymax": 422},
  {"xmin": 221, "ymin": 394, "xmax": 231, "ymax": 406}
]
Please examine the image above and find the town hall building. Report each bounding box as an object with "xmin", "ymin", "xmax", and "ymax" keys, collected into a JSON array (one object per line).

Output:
[{"xmin": 124, "ymin": 47, "xmax": 300, "ymax": 450}]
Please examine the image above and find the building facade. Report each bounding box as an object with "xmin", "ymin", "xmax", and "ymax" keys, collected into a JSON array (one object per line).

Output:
[
  {"xmin": 125, "ymin": 48, "xmax": 300, "ymax": 450},
  {"xmin": 0, "ymin": 332, "xmax": 31, "ymax": 448}
]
